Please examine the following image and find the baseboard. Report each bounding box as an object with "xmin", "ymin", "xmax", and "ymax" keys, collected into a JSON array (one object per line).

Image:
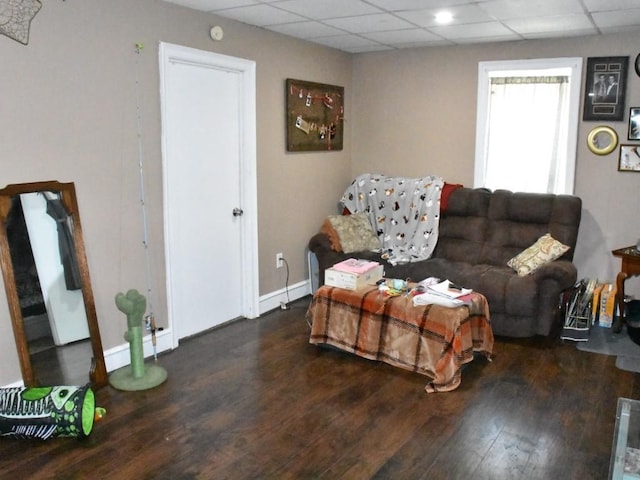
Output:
[
  {"xmin": 102, "ymin": 279, "xmax": 312, "ymax": 373},
  {"xmin": 104, "ymin": 327, "xmax": 174, "ymax": 373},
  {"xmin": 0, "ymin": 280, "xmax": 315, "ymax": 384},
  {"xmin": 257, "ymin": 278, "xmax": 311, "ymax": 314}
]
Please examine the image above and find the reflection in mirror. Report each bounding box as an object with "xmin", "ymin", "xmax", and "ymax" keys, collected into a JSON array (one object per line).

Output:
[{"xmin": 0, "ymin": 181, "xmax": 107, "ymax": 389}]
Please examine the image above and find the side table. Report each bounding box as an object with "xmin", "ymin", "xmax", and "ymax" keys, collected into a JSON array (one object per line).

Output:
[{"xmin": 612, "ymin": 246, "xmax": 640, "ymax": 333}]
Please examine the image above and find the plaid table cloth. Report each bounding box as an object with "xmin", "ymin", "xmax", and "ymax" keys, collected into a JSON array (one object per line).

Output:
[{"xmin": 307, "ymin": 285, "xmax": 494, "ymax": 393}]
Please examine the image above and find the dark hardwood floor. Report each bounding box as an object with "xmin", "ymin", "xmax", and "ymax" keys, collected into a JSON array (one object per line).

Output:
[{"xmin": 1, "ymin": 297, "xmax": 639, "ymax": 479}]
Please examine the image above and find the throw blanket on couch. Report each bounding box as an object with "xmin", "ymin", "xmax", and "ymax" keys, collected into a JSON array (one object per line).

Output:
[{"xmin": 340, "ymin": 173, "xmax": 444, "ymax": 265}]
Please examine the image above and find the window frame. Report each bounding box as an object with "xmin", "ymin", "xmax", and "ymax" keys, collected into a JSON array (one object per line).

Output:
[{"xmin": 474, "ymin": 57, "xmax": 583, "ymax": 195}]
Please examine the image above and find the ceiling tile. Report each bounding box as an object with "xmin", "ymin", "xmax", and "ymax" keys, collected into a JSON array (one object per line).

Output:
[
  {"xmin": 272, "ymin": 0, "xmax": 382, "ymax": 19},
  {"xmin": 166, "ymin": 0, "xmax": 258, "ymax": 10},
  {"xmin": 349, "ymin": 45, "xmax": 396, "ymax": 53},
  {"xmin": 582, "ymin": 0, "xmax": 640, "ymax": 12},
  {"xmin": 592, "ymin": 9, "xmax": 640, "ymax": 29},
  {"xmin": 323, "ymin": 13, "xmax": 416, "ymax": 33},
  {"xmin": 505, "ymin": 14, "xmax": 596, "ymax": 35},
  {"xmin": 430, "ymin": 21, "xmax": 519, "ymax": 40},
  {"xmin": 361, "ymin": 28, "xmax": 443, "ymax": 44},
  {"xmin": 365, "ymin": 0, "xmax": 476, "ymax": 10},
  {"xmin": 265, "ymin": 21, "xmax": 345, "ymax": 38},
  {"xmin": 395, "ymin": 4, "xmax": 495, "ymax": 28},
  {"xmin": 598, "ymin": 24, "xmax": 640, "ymax": 35},
  {"xmin": 481, "ymin": 0, "xmax": 585, "ymax": 19},
  {"xmin": 453, "ymin": 34, "xmax": 520, "ymax": 44},
  {"xmin": 311, "ymin": 34, "xmax": 384, "ymax": 49},
  {"xmin": 520, "ymin": 29, "xmax": 600, "ymax": 40},
  {"xmin": 214, "ymin": 4, "xmax": 306, "ymax": 26}
]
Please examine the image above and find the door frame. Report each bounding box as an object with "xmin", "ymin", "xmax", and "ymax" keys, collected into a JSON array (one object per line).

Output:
[{"xmin": 159, "ymin": 42, "xmax": 259, "ymax": 349}]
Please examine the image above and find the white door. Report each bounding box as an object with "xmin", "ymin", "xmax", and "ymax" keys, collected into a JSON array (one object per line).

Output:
[{"xmin": 159, "ymin": 43, "xmax": 259, "ymax": 346}]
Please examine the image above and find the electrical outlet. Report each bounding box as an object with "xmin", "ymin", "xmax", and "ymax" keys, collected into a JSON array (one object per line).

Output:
[{"xmin": 276, "ymin": 252, "xmax": 284, "ymax": 268}]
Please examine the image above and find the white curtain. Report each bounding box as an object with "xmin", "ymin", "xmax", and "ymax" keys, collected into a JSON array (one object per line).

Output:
[{"xmin": 484, "ymin": 76, "xmax": 569, "ymax": 193}]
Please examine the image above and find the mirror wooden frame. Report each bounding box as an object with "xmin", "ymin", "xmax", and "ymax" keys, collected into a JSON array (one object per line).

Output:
[{"xmin": 0, "ymin": 181, "xmax": 108, "ymax": 389}]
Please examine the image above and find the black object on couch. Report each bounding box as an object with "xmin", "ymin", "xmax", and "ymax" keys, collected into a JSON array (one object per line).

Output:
[{"xmin": 309, "ymin": 186, "xmax": 582, "ymax": 337}]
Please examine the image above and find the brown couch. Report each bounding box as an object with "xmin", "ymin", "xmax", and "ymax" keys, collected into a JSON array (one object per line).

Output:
[{"xmin": 309, "ymin": 187, "xmax": 582, "ymax": 337}]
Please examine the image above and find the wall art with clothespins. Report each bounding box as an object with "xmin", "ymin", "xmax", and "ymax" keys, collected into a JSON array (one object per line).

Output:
[{"xmin": 286, "ymin": 78, "xmax": 344, "ymax": 152}]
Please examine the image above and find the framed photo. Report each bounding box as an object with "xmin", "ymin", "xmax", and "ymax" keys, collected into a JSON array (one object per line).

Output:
[
  {"xmin": 583, "ymin": 56, "xmax": 629, "ymax": 121},
  {"xmin": 629, "ymin": 107, "xmax": 640, "ymax": 140},
  {"xmin": 618, "ymin": 144, "xmax": 640, "ymax": 172},
  {"xmin": 286, "ymin": 79, "xmax": 344, "ymax": 152}
]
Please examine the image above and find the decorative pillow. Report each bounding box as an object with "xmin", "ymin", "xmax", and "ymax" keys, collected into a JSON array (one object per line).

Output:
[
  {"xmin": 507, "ymin": 233, "xmax": 570, "ymax": 276},
  {"xmin": 327, "ymin": 213, "xmax": 380, "ymax": 254},
  {"xmin": 320, "ymin": 218, "xmax": 342, "ymax": 252}
]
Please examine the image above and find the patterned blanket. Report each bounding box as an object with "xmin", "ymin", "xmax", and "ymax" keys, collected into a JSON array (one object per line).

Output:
[
  {"xmin": 307, "ymin": 285, "xmax": 494, "ymax": 393},
  {"xmin": 339, "ymin": 173, "xmax": 444, "ymax": 265}
]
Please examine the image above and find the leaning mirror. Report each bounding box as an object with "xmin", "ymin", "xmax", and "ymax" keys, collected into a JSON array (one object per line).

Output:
[{"xmin": 0, "ymin": 181, "xmax": 108, "ymax": 389}]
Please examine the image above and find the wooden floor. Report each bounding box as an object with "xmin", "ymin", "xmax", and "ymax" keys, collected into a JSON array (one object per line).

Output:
[{"xmin": 2, "ymin": 297, "xmax": 639, "ymax": 479}]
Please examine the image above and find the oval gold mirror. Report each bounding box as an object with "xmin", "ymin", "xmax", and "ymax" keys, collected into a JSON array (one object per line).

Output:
[
  {"xmin": 587, "ymin": 125, "xmax": 618, "ymax": 155},
  {"xmin": 0, "ymin": 181, "xmax": 107, "ymax": 389}
]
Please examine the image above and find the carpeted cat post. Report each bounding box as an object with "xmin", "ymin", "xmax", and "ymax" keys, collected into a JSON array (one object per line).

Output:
[{"xmin": 109, "ymin": 289, "xmax": 167, "ymax": 391}]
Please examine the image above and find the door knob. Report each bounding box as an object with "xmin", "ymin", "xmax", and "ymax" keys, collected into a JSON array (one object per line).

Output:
[{"xmin": 232, "ymin": 208, "xmax": 244, "ymax": 217}]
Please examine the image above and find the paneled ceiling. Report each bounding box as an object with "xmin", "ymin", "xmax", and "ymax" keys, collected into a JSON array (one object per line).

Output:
[{"xmin": 162, "ymin": 0, "xmax": 640, "ymax": 53}]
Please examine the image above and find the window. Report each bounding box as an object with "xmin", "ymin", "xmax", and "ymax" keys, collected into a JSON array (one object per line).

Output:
[{"xmin": 474, "ymin": 58, "xmax": 583, "ymax": 194}]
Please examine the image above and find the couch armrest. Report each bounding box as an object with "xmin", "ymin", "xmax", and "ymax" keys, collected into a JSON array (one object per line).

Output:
[
  {"xmin": 309, "ymin": 232, "xmax": 334, "ymax": 255},
  {"xmin": 532, "ymin": 259, "xmax": 578, "ymax": 335},
  {"xmin": 309, "ymin": 233, "xmax": 348, "ymax": 285},
  {"xmin": 531, "ymin": 259, "xmax": 577, "ymax": 287}
]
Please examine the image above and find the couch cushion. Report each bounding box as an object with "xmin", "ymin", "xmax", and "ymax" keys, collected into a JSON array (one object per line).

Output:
[
  {"xmin": 480, "ymin": 190, "xmax": 581, "ymax": 266},
  {"xmin": 326, "ymin": 213, "xmax": 380, "ymax": 254},
  {"xmin": 433, "ymin": 188, "xmax": 491, "ymax": 264},
  {"xmin": 507, "ymin": 233, "xmax": 570, "ymax": 276}
]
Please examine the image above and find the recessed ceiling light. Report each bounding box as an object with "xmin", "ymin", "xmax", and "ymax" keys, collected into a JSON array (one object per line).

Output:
[{"xmin": 435, "ymin": 11, "xmax": 453, "ymax": 24}]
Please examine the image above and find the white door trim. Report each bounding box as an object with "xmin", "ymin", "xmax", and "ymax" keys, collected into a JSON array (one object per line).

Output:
[{"xmin": 158, "ymin": 42, "xmax": 259, "ymax": 349}]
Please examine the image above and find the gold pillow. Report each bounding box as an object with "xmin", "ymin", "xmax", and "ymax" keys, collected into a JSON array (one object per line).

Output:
[
  {"xmin": 507, "ymin": 233, "xmax": 570, "ymax": 277},
  {"xmin": 327, "ymin": 213, "xmax": 380, "ymax": 254}
]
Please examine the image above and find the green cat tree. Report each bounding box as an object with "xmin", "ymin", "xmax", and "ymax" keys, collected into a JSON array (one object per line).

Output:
[{"xmin": 109, "ymin": 289, "xmax": 167, "ymax": 391}]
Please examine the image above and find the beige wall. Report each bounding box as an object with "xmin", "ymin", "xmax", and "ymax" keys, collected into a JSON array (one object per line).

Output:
[
  {"xmin": 1, "ymin": 1, "xmax": 638, "ymax": 386},
  {"xmin": 352, "ymin": 32, "xmax": 640, "ymax": 298},
  {"xmin": 0, "ymin": 0, "xmax": 352, "ymax": 385}
]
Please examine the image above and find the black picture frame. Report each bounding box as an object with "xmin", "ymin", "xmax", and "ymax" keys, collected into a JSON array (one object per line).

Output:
[
  {"xmin": 629, "ymin": 107, "xmax": 640, "ymax": 140},
  {"xmin": 583, "ymin": 56, "xmax": 628, "ymax": 121}
]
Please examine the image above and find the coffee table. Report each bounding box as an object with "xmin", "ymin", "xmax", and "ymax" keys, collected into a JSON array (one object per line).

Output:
[{"xmin": 306, "ymin": 284, "xmax": 494, "ymax": 393}]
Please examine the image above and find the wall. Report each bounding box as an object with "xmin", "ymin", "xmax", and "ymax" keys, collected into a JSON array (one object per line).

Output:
[
  {"xmin": 2, "ymin": 2, "xmax": 638, "ymax": 386},
  {"xmin": 0, "ymin": 0, "xmax": 352, "ymax": 385},
  {"xmin": 352, "ymin": 32, "xmax": 640, "ymax": 297}
]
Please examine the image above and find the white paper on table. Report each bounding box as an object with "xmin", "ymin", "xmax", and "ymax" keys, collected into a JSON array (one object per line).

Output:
[
  {"xmin": 412, "ymin": 292, "xmax": 464, "ymax": 308},
  {"xmin": 427, "ymin": 279, "xmax": 472, "ymax": 299}
]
